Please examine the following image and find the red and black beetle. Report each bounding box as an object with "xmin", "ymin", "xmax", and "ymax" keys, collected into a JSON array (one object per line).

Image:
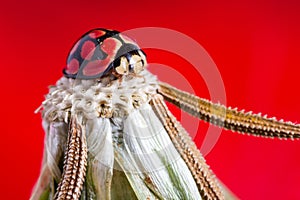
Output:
[{"xmin": 63, "ymin": 28, "xmax": 147, "ymax": 80}]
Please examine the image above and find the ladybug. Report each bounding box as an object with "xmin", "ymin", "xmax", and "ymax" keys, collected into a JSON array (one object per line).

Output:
[{"xmin": 63, "ymin": 28, "xmax": 147, "ymax": 79}]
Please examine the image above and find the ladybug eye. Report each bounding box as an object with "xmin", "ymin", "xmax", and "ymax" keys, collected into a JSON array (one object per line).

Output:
[{"xmin": 128, "ymin": 63, "xmax": 134, "ymax": 72}]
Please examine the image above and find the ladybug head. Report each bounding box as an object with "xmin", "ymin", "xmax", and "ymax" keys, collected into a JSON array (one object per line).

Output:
[{"xmin": 63, "ymin": 28, "xmax": 147, "ymax": 80}]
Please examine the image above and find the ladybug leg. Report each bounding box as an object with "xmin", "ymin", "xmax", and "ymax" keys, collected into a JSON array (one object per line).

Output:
[
  {"xmin": 118, "ymin": 76, "xmax": 124, "ymax": 84},
  {"xmin": 111, "ymin": 71, "xmax": 122, "ymax": 79}
]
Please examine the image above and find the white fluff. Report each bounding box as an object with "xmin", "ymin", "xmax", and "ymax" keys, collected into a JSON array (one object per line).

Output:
[
  {"xmin": 32, "ymin": 69, "xmax": 202, "ymax": 199},
  {"xmin": 85, "ymin": 117, "xmax": 114, "ymax": 199},
  {"xmin": 112, "ymin": 104, "xmax": 202, "ymax": 199}
]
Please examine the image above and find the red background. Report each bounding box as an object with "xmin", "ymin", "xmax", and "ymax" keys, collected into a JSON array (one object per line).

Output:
[{"xmin": 1, "ymin": 0, "xmax": 300, "ymax": 199}]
